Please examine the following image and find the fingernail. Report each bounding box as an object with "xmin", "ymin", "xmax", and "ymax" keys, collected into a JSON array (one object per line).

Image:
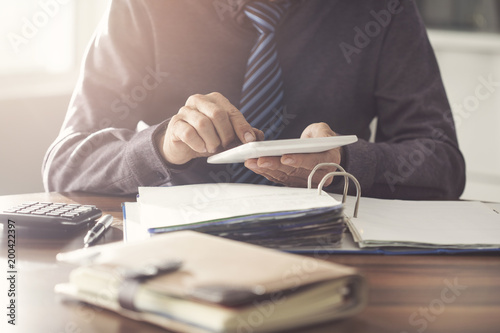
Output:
[
  {"xmin": 260, "ymin": 162, "xmax": 272, "ymax": 168},
  {"xmin": 283, "ymin": 157, "xmax": 294, "ymax": 165},
  {"xmin": 244, "ymin": 131, "xmax": 256, "ymax": 143}
]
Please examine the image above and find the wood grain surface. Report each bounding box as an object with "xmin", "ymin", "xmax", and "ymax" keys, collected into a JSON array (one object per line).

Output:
[{"xmin": 1, "ymin": 192, "xmax": 498, "ymax": 333}]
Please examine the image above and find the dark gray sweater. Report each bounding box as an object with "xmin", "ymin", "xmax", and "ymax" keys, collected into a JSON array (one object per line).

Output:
[{"xmin": 42, "ymin": 0, "xmax": 466, "ymax": 199}]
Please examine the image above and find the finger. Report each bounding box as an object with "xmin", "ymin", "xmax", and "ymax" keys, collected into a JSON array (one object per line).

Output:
[
  {"xmin": 178, "ymin": 106, "xmax": 221, "ymax": 153},
  {"xmin": 186, "ymin": 92, "xmax": 257, "ymax": 147},
  {"xmin": 245, "ymin": 157, "xmax": 281, "ymax": 171},
  {"xmin": 256, "ymin": 156, "xmax": 282, "ymax": 170},
  {"xmin": 281, "ymin": 151, "xmax": 340, "ymax": 186},
  {"xmin": 170, "ymin": 118, "xmax": 208, "ymax": 154},
  {"xmin": 281, "ymin": 149, "xmax": 341, "ymax": 170},
  {"xmin": 185, "ymin": 94, "xmax": 236, "ymax": 149},
  {"xmin": 244, "ymin": 158, "xmax": 258, "ymax": 169},
  {"xmin": 259, "ymin": 170, "xmax": 290, "ymax": 185},
  {"xmin": 246, "ymin": 150, "xmax": 338, "ymax": 188},
  {"xmin": 246, "ymin": 157, "xmax": 320, "ymax": 188},
  {"xmin": 244, "ymin": 157, "xmax": 281, "ymax": 173},
  {"xmin": 246, "ymin": 158, "xmax": 297, "ymax": 182},
  {"xmin": 267, "ymin": 163, "xmax": 334, "ymax": 188},
  {"xmin": 206, "ymin": 92, "xmax": 256, "ymax": 144},
  {"xmin": 229, "ymin": 109, "xmax": 257, "ymax": 144},
  {"xmin": 301, "ymin": 122, "xmax": 336, "ymax": 139},
  {"xmin": 244, "ymin": 161, "xmax": 285, "ymax": 184},
  {"xmin": 249, "ymin": 167, "xmax": 309, "ymax": 188},
  {"xmin": 252, "ymin": 128, "xmax": 265, "ymax": 141}
]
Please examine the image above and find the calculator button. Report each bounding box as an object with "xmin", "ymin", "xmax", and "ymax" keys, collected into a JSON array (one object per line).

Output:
[
  {"xmin": 19, "ymin": 202, "xmax": 38, "ymax": 207},
  {"xmin": 46, "ymin": 212, "xmax": 61, "ymax": 217},
  {"xmin": 1, "ymin": 201, "xmax": 102, "ymax": 229},
  {"xmin": 74, "ymin": 207, "xmax": 91, "ymax": 213},
  {"xmin": 52, "ymin": 204, "xmax": 65, "ymax": 207}
]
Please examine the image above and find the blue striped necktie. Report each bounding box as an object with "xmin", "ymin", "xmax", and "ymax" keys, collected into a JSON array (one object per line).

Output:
[{"xmin": 232, "ymin": 0, "xmax": 290, "ymax": 184}]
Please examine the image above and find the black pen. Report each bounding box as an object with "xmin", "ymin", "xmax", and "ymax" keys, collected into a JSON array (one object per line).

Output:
[{"xmin": 83, "ymin": 214, "xmax": 113, "ymax": 247}]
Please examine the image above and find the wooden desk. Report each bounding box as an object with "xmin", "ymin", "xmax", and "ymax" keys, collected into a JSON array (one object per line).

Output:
[{"xmin": 1, "ymin": 192, "xmax": 499, "ymax": 333}]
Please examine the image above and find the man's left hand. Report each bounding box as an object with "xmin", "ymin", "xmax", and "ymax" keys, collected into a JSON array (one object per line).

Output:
[{"xmin": 244, "ymin": 122, "xmax": 342, "ymax": 188}]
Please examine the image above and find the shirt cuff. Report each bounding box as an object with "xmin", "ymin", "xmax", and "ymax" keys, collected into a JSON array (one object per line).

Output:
[
  {"xmin": 325, "ymin": 140, "xmax": 377, "ymax": 195},
  {"xmin": 124, "ymin": 121, "xmax": 173, "ymax": 187}
]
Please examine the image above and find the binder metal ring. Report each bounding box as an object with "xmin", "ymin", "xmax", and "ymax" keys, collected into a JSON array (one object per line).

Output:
[
  {"xmin": 308, "ymin": 163, "xmax": 361, "ymax": 218},
  {"xmin": 308, "ymin": 162, "xmax": 348, "ymax": 202}
]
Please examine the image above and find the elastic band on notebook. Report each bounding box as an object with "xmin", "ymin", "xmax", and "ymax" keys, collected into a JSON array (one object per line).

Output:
[
  {"xmin": 117, "ymin": 260, "xmax": 183, "ymax": 312},
  {"xmin": 118, "ymin": 279, "xmax": 142, "ymax": 311}
]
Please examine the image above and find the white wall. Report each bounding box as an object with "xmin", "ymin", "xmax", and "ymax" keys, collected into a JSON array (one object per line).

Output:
[
  {"xmin": 0, "ymin": 94, "xmax": 70, "ymax": 195},
  {"xmin": 429, "ymin": 30, "xmax": 500, "ymax": 202}
]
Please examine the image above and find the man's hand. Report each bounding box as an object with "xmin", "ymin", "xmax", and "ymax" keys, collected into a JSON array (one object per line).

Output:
[
  {"xmin": 157, "ymin": 92, "xmax": 264, "ymax": 165},
  {"xmin": 244, "ymin": 122, "xmax": 342, "ymax": 188}
]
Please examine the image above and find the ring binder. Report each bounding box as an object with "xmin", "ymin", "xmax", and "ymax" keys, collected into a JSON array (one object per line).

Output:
[
  {"xmin": 308, "ymin": 163, "xmax": 361, "ymax": 218},
  {"xmin": 308, "ymin": 163, "xmax": 348, "ymax": 201}
]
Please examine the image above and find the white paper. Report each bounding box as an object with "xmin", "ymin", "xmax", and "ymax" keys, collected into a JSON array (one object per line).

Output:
[
  {"xmin": 138, "ymin": 184, "xmax": 341, "ymax": 229},
  {"xmin": 123, "ymin": 202, "xmax": 150, "ymax": 242},
  {"xmin": 344, "ymin": 197, "xmax": 500, "ymax": 248}
]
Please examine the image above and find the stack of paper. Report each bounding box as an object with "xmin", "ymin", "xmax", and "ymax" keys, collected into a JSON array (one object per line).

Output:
[
  {"xmin": 56, "ymin": 231, "xmax": 367, "ymax": 333},
  {"xmin": 344, "ymin": 197, "xmax": 500, "ymax": 250},
  {"xmin": 123, "ymin": 183, "xmax": 345, "ymax": 250}
]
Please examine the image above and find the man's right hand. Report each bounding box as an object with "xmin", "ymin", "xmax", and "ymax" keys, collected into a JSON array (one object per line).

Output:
[{"xmin": 157, "ymin": 92, "xmax": 264, "ymax": 165}]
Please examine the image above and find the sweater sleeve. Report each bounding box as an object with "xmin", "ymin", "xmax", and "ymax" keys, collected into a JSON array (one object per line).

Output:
[
  {"xmin": 42, "ymin": 0, "xmax": 173, "ymax": 195},
  {"xmin": 337, "ymin": 0, "xmax": 465, "ymax": 200}
]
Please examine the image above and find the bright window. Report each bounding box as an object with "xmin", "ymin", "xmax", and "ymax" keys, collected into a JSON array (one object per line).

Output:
[
  {"xmin": 0, "ymin": 0, "xmax": 108, "ymax": 98},
  {"xmin": 0, "ymin": 0, "xmax": 76, "ymax": 75}
]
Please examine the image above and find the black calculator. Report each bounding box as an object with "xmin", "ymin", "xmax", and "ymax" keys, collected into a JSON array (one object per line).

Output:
[{"xmin": 0, "ymin": 202, "xmax": 102, "ymax": 230}]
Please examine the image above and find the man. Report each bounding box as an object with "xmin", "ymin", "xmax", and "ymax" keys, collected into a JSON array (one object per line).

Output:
[{"xmin": 42, "ymin": 0, "xmax": 466, "ymax": 199}]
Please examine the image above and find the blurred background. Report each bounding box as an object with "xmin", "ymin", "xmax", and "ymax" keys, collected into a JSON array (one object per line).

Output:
[{"xmin": 0, "ymin": 0, "xmax": 499, "ymax": 202}]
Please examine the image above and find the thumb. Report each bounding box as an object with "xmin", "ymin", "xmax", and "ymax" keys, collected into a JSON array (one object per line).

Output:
[
  {"xmin": 301, "ymin": 122, "xmax": 336, "ymax": 138},
  {"xmin": 252, "ymin": 128, "xmax": 265, "ymax": 141}
]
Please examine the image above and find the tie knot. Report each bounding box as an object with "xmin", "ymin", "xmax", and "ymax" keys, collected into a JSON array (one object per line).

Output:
[{"xmin": 244, "ymin": 1, "xmax": 290, "ymax": 34}]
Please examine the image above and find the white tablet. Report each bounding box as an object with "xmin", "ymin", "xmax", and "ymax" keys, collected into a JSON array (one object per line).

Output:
[{"xmin": 207, "ymin": 135, "xmax": 358, "ymax": 164}]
